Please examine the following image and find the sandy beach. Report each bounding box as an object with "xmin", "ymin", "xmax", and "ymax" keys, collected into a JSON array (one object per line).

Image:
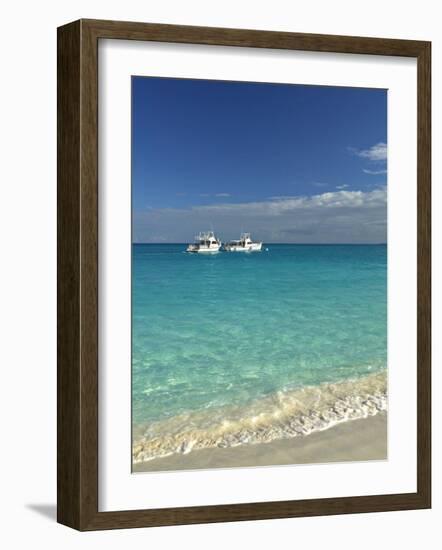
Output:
[{"xmin": 133, "ymin": 412, "xmax": 387, "ymax": 473}]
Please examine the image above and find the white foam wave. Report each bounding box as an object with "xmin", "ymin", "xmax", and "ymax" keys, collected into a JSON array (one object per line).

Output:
[{"xmin": 133, "ymin": 371, "xmax": 387, "ymax": 463}]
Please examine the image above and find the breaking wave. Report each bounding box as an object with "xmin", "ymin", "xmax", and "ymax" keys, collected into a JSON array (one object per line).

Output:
[{"xmin": 132, "ymin": 370, "xmax": 387, "ymax": 464}]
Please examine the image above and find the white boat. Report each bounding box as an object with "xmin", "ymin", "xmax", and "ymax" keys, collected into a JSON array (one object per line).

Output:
[
  {"xmin": 186, "ymin": 231, "xmax": 222, "ymax": 253},
  {"xmin": 223, "ymin": 233, "xmax": 263, "ymax": 252}
]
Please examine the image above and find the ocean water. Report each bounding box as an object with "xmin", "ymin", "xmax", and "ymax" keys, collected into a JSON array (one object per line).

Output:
[{"xmin": 132, "ymin": 244, "xmax": 387, "ymax": 462}]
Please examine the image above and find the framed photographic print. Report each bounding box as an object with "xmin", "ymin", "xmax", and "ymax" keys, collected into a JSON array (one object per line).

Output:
[{"xmin": 57, "ymin": 19, "xmax": 431, "ymax": 530}]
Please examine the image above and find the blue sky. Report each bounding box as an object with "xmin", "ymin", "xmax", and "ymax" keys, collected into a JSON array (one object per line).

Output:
[{"xmin": 132, "ymin": 77, "xmax": 387, "ymax": 243}]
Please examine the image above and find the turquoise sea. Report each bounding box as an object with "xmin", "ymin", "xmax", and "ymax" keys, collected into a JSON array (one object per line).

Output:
[{"xmin": 132, "ymin": 244, "xmax": 387, "ymax": 462}]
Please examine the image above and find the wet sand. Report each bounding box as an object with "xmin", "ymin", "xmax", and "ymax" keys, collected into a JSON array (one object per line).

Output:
[{"xmin": 133, "ymin": 412, "xmax": 387, "ymax": 473}]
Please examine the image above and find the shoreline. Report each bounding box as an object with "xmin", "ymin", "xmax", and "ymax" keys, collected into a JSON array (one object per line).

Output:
[
  {"xmin": 133, "ymin": 371, "xmax": 387, "ymax": 465},
  {"xmin": 133, "ymin": 412, "xmax": 387, "ymax": 473}
]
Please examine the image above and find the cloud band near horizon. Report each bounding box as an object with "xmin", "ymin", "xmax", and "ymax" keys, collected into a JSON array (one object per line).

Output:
[{"xmin": 133, "ymin": 187, "xmax": 387, "ymax": 244}]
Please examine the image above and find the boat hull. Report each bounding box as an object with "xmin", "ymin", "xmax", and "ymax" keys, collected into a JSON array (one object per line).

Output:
[
  {"xmin": 186, "ymin": 246, "xmax": 221, "ymax": 253},
  {"xmin": 224, "ymin": 243, "xmax": 262, "ymax": 252}
]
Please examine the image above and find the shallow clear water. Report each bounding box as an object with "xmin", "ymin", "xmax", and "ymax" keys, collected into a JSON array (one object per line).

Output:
[{"xmin": 132, "ymin": 244, "xmax": 387, "ymax": 441}]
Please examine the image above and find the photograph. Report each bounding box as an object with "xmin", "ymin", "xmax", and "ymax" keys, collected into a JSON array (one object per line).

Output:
[
  {"xmin": 131, "ymin": 76, "xmax": 388, "ymax": 473},
  {"xmin": 0, "ymin": 0, "xmax": 434, "ymax": 537}
]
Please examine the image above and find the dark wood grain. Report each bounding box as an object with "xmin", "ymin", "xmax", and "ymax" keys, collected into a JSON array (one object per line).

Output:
[
  {"xmin": 57, "ymin": 19, "xmax": 431, "ymax": 531},
  {"xmin": 83, "ymin": 18, "xmax": 427, "ymax": 57},
  {"xmin": 57, "ymin": 20, "xmax": 81, "ymax": 529},
  {"xmin": 416, "ymin": 42, "xmax": 431, "ymax": 506}
]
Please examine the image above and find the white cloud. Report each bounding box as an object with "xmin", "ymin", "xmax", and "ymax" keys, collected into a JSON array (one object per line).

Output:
[
  {"xmin": 199, "ymin": 192, "xmax": 231, "ymax": 198},
  {"xmin": 133, "ymin": 187, "xmax": 387, "ymax": 244},
  {"xmin": 268, "ymin": 195, "xmax": 299, "ymax": 200},
  {"xmin": 363, "ymin": 168, "xmax": 388, "ymax": 175},
  {"xmin": 352, "ymin": 142, "xmax": 387, "ymax": 162},
  {"xmin": 336, "ymin": 184, "xmax": 349, "ymax": 189}
]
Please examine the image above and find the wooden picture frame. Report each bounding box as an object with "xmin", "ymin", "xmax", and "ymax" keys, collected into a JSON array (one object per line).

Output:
[{"xmin": 57, "ymin": 18, "xmax": 431, "ymax": 531}]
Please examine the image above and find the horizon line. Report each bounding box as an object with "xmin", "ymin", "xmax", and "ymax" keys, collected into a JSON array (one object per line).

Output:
[{"xmin": 132, "ymin": 242, "xmax": 387, "ymax": 246}]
